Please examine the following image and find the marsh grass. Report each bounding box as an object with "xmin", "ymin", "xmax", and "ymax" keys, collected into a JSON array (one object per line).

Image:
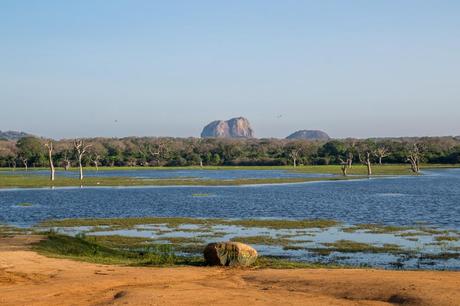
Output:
[
  {"xmin": 33, "ymin": 232, "xmax": 196, "ymax": 266},
  {"xmin": 16, "ymin": 202, "xmax": 33, "ymax": 207},
  {"xmin": 342, "ymin": 224, "xmax": 409, "ymax": 234},
  {"xmin": 32, "ymin": 232, "xmax": 341, "ymax": 268},
  {"xmin": 0, "ymin": 224, "xmax": 28, "ymax": 237},
  {"xmin": 307, "ymin": 240, "xmax": 405, "ymax": 256},
  {"xmin": 0, "ymin": 174, "xmax": 357, "ymax": 189},
  {"xmin": 230, "ymin": 235, "xmax": 294, "ymax": 246},
  {"xmin": 2, "ymin": 163, "xmax": 449, "ymax": 189},
  {"xmin": 434, "ymin": 235, "xmax": 460, "ymax": 242},
  {"xmin": 40, "ymin": 217, "xmax": 340, "ymax": 230}
]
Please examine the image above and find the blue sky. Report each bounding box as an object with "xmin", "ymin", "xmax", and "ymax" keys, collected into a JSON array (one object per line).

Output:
[{"xmin": 1, "ymin": 1, "xmax": 459, "ymax": 139}]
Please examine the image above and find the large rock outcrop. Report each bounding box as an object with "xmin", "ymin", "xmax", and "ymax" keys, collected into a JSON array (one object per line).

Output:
[
  {"xmin": 201, "ymin": 117, "xmax": 254, "ymax": 138},
  {"xmin": 286, "ymin": 130, "xmax": 330, "ymax": 141},
  {"xmin": 204, "ymin": 242, "xmax": 258, "ymax": 267}
]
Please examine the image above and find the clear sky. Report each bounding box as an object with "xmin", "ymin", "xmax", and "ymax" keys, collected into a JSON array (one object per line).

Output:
[{"xmin": 1, "ymin": 1, "xmax": 459, "ymax": 139}]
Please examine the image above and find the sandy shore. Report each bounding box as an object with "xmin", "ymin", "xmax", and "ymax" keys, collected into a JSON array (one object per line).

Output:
[{"xmin": 1, "ymin": 236, "xmax": 459, "ymax": 306}]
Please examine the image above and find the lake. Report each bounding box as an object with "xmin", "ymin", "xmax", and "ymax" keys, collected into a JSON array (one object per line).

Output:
[
  {"xmin": 1, "ymin": 168, "xmax": 459, "ymax": 270},
  {"xmin": 1, "ymin": 169, "xmax": 459, "ymax": 229}
]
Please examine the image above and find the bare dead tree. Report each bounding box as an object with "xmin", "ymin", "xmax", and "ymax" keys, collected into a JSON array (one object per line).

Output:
[
  {"xmin": 374, "ymin": 146, "xmax": 389, "ymax": 165},
  {"xmin": 44, "ymin": 141, "xmax": 55, "ymax": 181},
  {"xmin": 62, "ymin": 151, "xmax": 71, "ymax": 170},
  {"xmin": 347, "ymin": 152, "xmax": 354, "ymax": 168},
  {"xmin": 359, "ymin": 151, "xmax": 373, "ymax": 176},
  {"xmin": 407, "ymin": 144, "xmax": 421, "ymax": 173},
  {"xmin": 338, "ymin": 157, "xmax": 349, "ymax": 176},
  {"xmin": 89, "ymin": 153, "xmax": 101, "ymax": 171},
  {"xmin": 74, "ymin": 139, "xmax": 92, "ymax": 181},
  {"xmin": 289, "ymin": 149, "xmax": 300, "ymax": 168},
  {"xmin": 19, "ymin": 156, "xmax": 28, "ymax": 171}
]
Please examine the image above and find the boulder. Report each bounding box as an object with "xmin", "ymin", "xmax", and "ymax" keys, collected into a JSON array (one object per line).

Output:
[{"xmin": 204, "ymin": 242, "xmax": 258, "ymax": 267}]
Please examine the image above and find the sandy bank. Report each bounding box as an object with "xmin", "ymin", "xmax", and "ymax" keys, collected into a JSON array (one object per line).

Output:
[{"xmin": 0, "ymin": 236, "xmax": 459, "ymax": 306}]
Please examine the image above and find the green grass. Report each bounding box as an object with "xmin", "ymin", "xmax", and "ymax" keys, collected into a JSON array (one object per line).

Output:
[
  {"xmin": 308, "ymin": 240, "xmax": 405, "ymax": 255},
  {"xmin": 39, "ymin": 217, "xmax": 340, "ymax": 230},
  {"xmin": 0, "ymin": 225, "xmax": 28, "ymax": 237},
  {"xmin": 342, "ymin": 224, "xmax": 409, "ymax": 234},
  {"xmin": 3, "ymin": 164, "xmax": 457, "ymax": 189},
  {"xmin": 16, "ymin": 202, "xmax": 33, "ymax": 207},
  {"xmin": 230, "ymin": 235, "xmax": 295, "ymax": 246},
  {"xmin": 0, "ymin": 174, "xmax": 358, "ymax": 189},
  {"xmin": 33, "ymin": 232, "xmax": 198, "ymax": 266},
  {"xmin": 32, "ymin": 232, "xmax": 341, "ymax": 269},
  {"xmin": 434, "ymin": 235, "xmax": 460, "ymax": 242},
  {"xmin": 2, "ymin": 163, "xmax": 458, "ymax": 172}
]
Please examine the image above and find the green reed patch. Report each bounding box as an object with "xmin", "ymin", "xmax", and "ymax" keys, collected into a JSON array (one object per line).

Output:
[
  {"xmin": 230, "ymin": 235, "xmax": 294, "ymax": 246},
  {"xmin": 39, "ymin": 217, "xmax": 340, "ymax": 230},
  {"xmin": 342, "ymin": 224, "xmax": 409, "ymax": 234},
  {"xmin": 16, "ymin": 202, "xmax": 33, "ymax": 207},
  {"xmin": 307, "ymin": 240, "xmax": 405, "ymax": 256},
  {"xmin": 434, "ymin": 235, "xmax": 460, "ymax": 242}
]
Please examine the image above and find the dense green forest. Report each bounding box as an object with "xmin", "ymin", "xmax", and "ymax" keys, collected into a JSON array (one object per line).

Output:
[{"xmin": 0, "ymin": 136, "xmax": 459, "ymax": 169}]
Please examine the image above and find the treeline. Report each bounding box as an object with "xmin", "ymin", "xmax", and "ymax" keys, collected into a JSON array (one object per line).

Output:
[{"xmin": 0, "ymin": 136, "xmax": 460, "ymax": 169}]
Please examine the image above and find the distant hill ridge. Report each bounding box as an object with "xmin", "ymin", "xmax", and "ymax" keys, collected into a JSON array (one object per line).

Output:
[
  {"xmin": 0, "ymin": 130, "xmax": 32, "ymax": 141},
  {"xmin": 286, "ymin": 130, "xmax": 330, "ymax": 140}
]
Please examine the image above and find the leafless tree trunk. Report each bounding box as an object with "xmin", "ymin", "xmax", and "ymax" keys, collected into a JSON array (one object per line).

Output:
[
  {"xmin": 90, "ymin": 154, "xmax": 101, "ymax": 171},
  {"xmin": 74, "ymin": 139, "xmax": 92, "ymax": 181},
  {"xmin": 347, "ymin": 152, "xmax": 353, "ymax": 168},
  {"xmin": 407, "ymin": 144, "xmax": 421, "ymax": 173},
  {"xmin": 20, "ymin": 157, "xmax": 28, "ymax": 171},
  {"xmin": 339, "ymin": 157, "xmax": 349, "ymax": 176},
  {"xmin": 44, "ymin": 141, "xmax": 55, "ymax": 181},
  {"xmin": 289, "ymin": 149, "xmax": 300, "ymax": 168},
  {"xmin": 10, "ymin": 159, "xmax": 16, "ymax": 171},
  {"xmin": 374, "ymin": 146, "xmax": 389, "ymax": 165},
  {"xmin": 63, "ymin": 152, "xmax": 71, "ymax": 171},
  {"xmin": 359, "ymin": 152, "xmax": 372, "ymax": 176}
]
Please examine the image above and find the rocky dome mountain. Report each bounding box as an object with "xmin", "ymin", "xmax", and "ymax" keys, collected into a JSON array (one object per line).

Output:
[
  {"xmin": 0, "ymin": 130, "xmax": 32, "ymax": 141},
  {"xmin": 286, "ymin": 130, "xmax": 330, "ymax": 141},
  {"xmin": 201, "ymin": 117, "xmax": 254, "ymax": 138}
]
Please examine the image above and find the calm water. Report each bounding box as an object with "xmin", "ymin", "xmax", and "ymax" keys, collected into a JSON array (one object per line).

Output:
[{"xmin": 1, "ymin": 168, "xmax": 459, "ymax": 229}]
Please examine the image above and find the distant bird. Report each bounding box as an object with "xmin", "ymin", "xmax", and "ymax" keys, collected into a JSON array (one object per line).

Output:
[
  {"xmin": 114, "ymin": 120, "xmax": 118, "ymax": 123},
  {"xmin": 276, "ymin": 114, "xmax": 283, "ymax": 119}
]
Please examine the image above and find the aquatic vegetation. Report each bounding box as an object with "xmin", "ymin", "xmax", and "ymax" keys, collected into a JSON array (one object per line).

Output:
[
  {"xmin": 0, "ymin": 224, "xmax": 28, "ymax": 237},
  {"xmin": 16, "ymin": 202, "xmax": 33, "ymax": 207},
  {"xmin": 33, "ymin": 232, "xmax": 190, "ymax": 266},
  {"xmin": 309, "ymin": 240, "xmax": 405, "ymax": 255},
  {"xmin": 155, "ymin": 236, "xmax": 205, "ymax": 244},
  {"xmin": 223, "ymin": 219, "xmax": 340, "ymax": 229},
  {"xmin": 230, "ymin": 235, "xmax": 294, "ymax": 246},
  {"xmin": 343, "ymin": 224, "xmax": 409, "ymax": 234},
  {"xmin": 85, "ymin": 235, "xmax": 155, "ymax": 249},
  {"xmin": 39, "ymin": 217, "xmax": 340, "ymax": 230},
  {"xmin": 434, "ymin": 235, "xmax": 459, "ymax": 242},
  {"xmin": 0, "ymin": 174, "xmax": 356, "ymax": 189}
]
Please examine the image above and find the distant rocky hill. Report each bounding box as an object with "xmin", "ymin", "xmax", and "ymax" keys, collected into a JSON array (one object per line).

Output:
[
  {"xmin": 286, "ymin": 130, "xmax": 330, "ymax": 141},
  {"xmin": 0, "ymin": 130, "xmax": 32, "ymax": 141},
  {"xmin": 201, "ymin": 117, "xmax": 254, "ymax": 138}
]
